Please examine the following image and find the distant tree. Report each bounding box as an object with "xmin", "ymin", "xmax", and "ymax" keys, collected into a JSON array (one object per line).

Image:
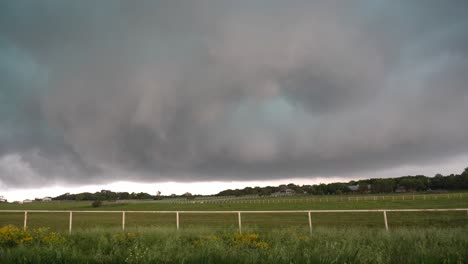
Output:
[
  {"xmin": 460, "ymin": 168, "xmax": 468, "ymax": 188},
  {"xmin": 429, "ymin": 174, "xmax": 445, "ymax": 189},
  {"xmin": 398, "ymin": 176, "xmax": 427, "ymax": 191},
  {"xmin": 92, "ymin": 200, "xmax": 102, "ymax": 207},
  {"xmin": 75, "ymin": 193, "xmax": 86, "ymax": 201},
  {"xmin": 358, "ymin": 183, "xmax": 369, "ymax": 193},
  {"xmin": 119, "ymin": 192, "xmax": 130, "ymax": 200},
  {"xmin": 371, "ymin": 179, "xmax": 395, "ymax": 193}
]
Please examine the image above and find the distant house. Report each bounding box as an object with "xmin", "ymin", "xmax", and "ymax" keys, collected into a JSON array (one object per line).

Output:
[
  {"xmin": 271, "ymin": 188, "xmax": 296, "ymax": 197},
  {"xmin": 348, "ymin": 184, "xmax": 371, "ymax": 193},
  {"xmin": 395, "ymin": 186, "xmax": 406, "ymax": 193},
  {"xmin": 42, "ymin": 197, "xmax": 52, "ymax": 202},
  {"xmin": 23, "ymin": 199, "xmax": 32, "ymax": 203},
  {"xmin": 0, "ymin": 196, "xmax": 7, "ymax": 203}
]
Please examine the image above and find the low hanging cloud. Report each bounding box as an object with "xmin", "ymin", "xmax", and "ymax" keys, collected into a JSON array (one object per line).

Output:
[{"xmin": 0, "ymin": 0, "xmax": 467, "ymax": 188}]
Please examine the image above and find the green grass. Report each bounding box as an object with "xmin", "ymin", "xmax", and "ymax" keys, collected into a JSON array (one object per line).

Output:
[
  {"xmin": 1, "ymin": 193, "xmax": 467, "ymax": 263},
  {"xmin": 0, "ymin": 193, "xmax": 467, "ymax": 232},
  {"xmin": 1, "ymin": 192, "xmax": 467, "ymax": 211},
  {"xmin": 0, "ymin": 226, "xmax": 467, "ymax": 263}
]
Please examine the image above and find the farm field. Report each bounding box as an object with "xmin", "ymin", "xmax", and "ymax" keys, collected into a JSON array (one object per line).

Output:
[{"xmin": 0, "ymin": 193, "xmax": 467, "ymax": 232}]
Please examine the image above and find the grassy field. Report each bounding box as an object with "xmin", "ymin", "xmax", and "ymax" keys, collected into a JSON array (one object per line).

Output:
[
  {"xmin": 1, "ymin": 192, "xmax": 467, "ymax": 211},
  {"xmin": 0, "ymin": 193, "xmax": 467, "ymax": 232},
  {"xmin": 0, "ymin": 225, "xmax": 467, "ymax": 263},
  {"xmin": 0, "ymin": 193, "xmax": 467, "ymax": 263}
]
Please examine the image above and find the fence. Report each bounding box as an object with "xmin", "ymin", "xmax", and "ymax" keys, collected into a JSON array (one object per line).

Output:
[
  {"xmin": 1, "ymin": 208, "xmax": 467, "ymax": 234},
  {"xmin": 145, "ymin": 193, "xmax": 466, "ymax": 204}
]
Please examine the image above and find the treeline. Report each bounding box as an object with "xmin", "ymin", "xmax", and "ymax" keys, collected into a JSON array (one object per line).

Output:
[
  {"xmin": 53, "ymin": 190, "xmax": 153, "ymax": 201},
  {"xmin": 53, "ymin": 167, "xmax": 468, "ymax": 200},
  {"xmin": 216, "ymin": 167, "xmax": 468, "ymax": 196}
]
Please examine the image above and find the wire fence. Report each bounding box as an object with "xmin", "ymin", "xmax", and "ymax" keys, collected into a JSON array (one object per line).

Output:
[{"xmin": 144, "ymin": 193, "xmax": 467, "ymax": 204}]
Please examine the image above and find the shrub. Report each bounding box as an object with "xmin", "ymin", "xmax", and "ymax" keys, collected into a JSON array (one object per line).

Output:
[
  {"xmin": 92, "ymin": 200, "xmax": 102, "ymax": 207},
  {"xmin": 0, "ymin": 225, "xmax": 32, "ymax": 247}
]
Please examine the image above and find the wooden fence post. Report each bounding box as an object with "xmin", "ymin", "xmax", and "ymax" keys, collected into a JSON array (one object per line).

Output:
[
  {"xmin": 69, "ymin": 211, "xmax": 73, "ymax": 234},
  {"xmin": 176, "ymin": 212, "xmax": 179, "ymax": 230},
  {"xmin": 122, "ymin": 211, "xmax": 126, "ymax": 230},
  {"xmin": 238, "ymin": 212, "xmax": 242, "ymax": 234},
  {"xmin": 23, "ymin": 211, "xmax": 28, "ymax": 230},
  {"xmin": 308, "ymin": 211, "xmax": 313, "ymax": 235},
  {"xmin": 383, "ymin": 210, "xmax": 389, "ymax": 231}
]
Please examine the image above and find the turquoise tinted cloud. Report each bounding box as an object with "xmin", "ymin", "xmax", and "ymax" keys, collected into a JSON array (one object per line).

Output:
[{"xmin": 0, "ymin": 0, "xmax": 467, "ymax": 187}]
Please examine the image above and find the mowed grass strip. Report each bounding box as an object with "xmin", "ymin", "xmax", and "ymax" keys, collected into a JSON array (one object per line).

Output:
[
  {"xmin": 26, "ymin": 212, "xmax": 69, "ymax": 231},
  {"xmin": 387, "ymin": 211, "xmax": 468, "ymax": 228},
  {"xmin": 125, "ymin": 212, "xmax": 177, "ymax": 229},
  {"xmin": 2, "ymin": 211, "xmax": 465, "ymax": 232},
  {"xmin": 242, "ymin": 213, "xmax": 309, "ymax": 233},
  {"xmin": 0, "ymin": 212, "xmax": 23, "ymax": 228},
  {"xmin": 0, "ymin": 193, "xmax": 467, "ymax": 211},
  {"xmin": 311, "ymin": 212, "xmax": 385, "ymax": 228},
  {"xmin": 71, "ymin": 212, "xmax": 122, "ymax": 230},
  {"xmin": 179, "ymin": 213, "xmax": 238, "ymax": 230},
  {"xmin": 0, "ymin": 194, "xmax": 467, "ymax": 232}
]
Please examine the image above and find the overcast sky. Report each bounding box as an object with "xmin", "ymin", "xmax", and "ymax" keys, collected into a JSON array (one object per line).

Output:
[{"xmin": 1, "ymin": 1, "xmax": 468, "ymax": 200}]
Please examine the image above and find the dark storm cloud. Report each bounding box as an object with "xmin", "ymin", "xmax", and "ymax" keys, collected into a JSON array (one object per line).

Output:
[{"xmin": 0, "ymin": 0, "xmax": 467, "ymax": 187}]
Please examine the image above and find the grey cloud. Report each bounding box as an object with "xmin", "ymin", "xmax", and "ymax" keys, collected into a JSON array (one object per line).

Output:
[{"xmin": 0, "ymin": 0, "xmax": 467, "ymax": 188}]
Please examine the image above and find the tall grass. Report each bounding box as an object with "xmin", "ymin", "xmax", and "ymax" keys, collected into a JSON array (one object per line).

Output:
[{"xmin": 0, "ymin": 225, "xmax": 466, "ymax": 263}]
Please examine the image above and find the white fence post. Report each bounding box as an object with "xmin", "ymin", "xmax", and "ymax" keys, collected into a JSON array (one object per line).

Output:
[
  {"xmin": 308, "ymin": 211, "xmax": 312, "ymax": 235},
  {"xmin": 23, "ymin": 211, "xmax": 28, "ymax": 230},
  {"xmin": 176, "ymin": 212, "xmax": 179, "ymax": 230},
  {"xmin": 383, "ymin": 210, "xmax": 388, "ymax": 231},
  {"xmin": 238, "ymin": 212, "xmax": 242, "ymax": 234},
  {"xmin": 69, "ymin": 211, "xmax": 73, "ymax": 234},
  {"xmin": 122, "ymin": 211, "xmax": 125, "ymax": 230}
]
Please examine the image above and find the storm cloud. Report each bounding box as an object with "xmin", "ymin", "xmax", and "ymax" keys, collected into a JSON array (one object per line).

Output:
[{"xmin": 1, "ymin": 0, "xmax": 468, "ymax": 188}]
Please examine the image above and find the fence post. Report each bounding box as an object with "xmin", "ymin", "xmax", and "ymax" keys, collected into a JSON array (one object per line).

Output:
[
  {"xmin": 383, "ymin": 210, "xmax": 389, "ymax": 231},
  {"xmin": 69, "ymin": 211, "xmax": 73, "ymax": 234},
  {"xmin": 176, "ymin": 212, "xmax": 179, "ymax": 230},
  {"xmin": 23, "ymin": 211, "xmax": 28, "ymax": 230},
  {"xmin": 122, "ymin": 211, "xmax": 126, "ymax": 230},
  {"xmin": 308, "ymin": 211, "xmax": 313, "ymax": 235},
  {"xmin": 238, "ymin": 212, "xmax": 242, "ymax": 234}
]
